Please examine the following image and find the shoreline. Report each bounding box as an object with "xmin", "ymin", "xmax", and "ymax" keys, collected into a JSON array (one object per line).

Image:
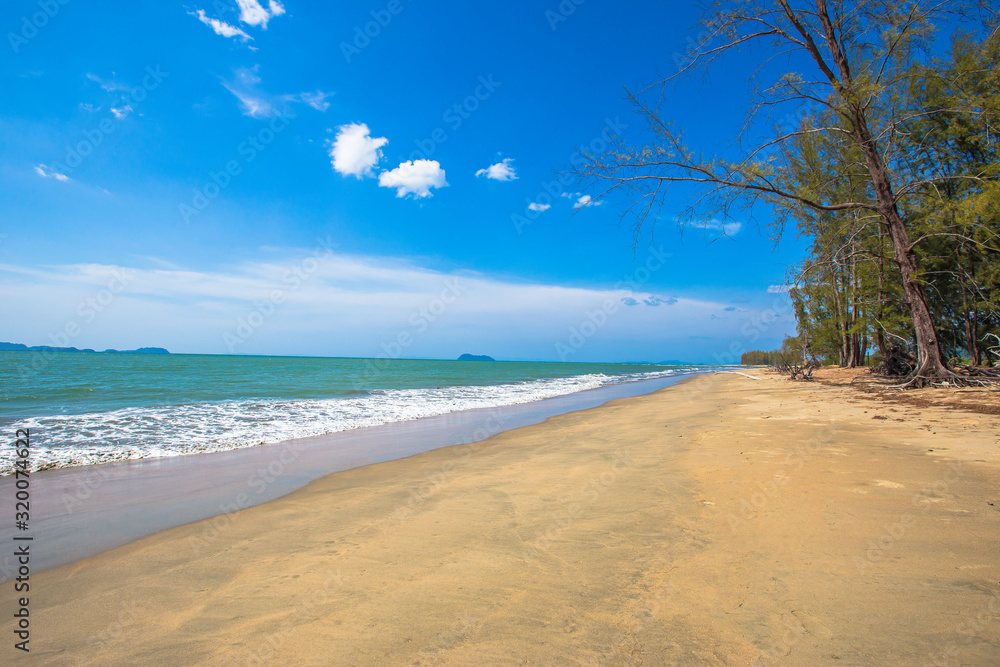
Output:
[
  {"xmin": 8, "ymin": 371, "xmax": 999, "ymax": 664},
  {"xmin": 0, "ymin": 371, "xmax": 703, "ymax": 578}
]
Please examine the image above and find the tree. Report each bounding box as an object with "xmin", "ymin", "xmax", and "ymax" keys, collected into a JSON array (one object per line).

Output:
[{"xmin": 572, "ymin": 0, "xmax": 996, "ymax": 386}]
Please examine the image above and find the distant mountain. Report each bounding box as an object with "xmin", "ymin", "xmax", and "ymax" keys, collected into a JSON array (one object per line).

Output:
[
  {"xmin": 458, "ymin": 353, "xmax": 495, "ymax": 362},
  {"xmin": 658, "ymin": 360, "xmax": 693, "ymax": 365},
  {"xmin": 0, "ymin": 342, "xmax": 169, "ymax": 354}
]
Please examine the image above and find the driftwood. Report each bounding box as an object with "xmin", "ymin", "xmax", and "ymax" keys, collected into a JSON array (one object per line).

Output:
[
  {"xmin": 868, "ymin": 340, "xmax": 1000, "ymax": 388},
  {"xmin": 771, "ymin": 355, "xmax": 819, "ymax": 381},
  {"xmin": 869, "ymin": 343, "xmax": 916, "ymax": 377}
]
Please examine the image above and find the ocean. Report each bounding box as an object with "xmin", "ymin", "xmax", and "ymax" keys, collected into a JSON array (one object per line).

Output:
[{"xmin": 0, "ymin": 351, "xmax": 701, "ymax": 475}]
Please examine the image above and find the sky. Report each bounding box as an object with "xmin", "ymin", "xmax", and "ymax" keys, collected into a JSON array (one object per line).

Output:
[{"xmin": 0, "ymin": 0, "xmax": 807, "ymax": 363}]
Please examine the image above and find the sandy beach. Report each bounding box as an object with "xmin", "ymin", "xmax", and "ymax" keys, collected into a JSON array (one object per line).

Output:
[{"xmin": 9, "ymin": 371, "xmax": 1000, "ymax": 665}]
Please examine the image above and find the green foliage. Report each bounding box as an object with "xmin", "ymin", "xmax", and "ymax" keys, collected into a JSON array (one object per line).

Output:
[
  {"xmin": 740, "ymin": 350, "xmax": 784, "ymax": 365},
  {"xmin": 784, "ymin": 30, "xmax": 1000, "ymax": 367}
]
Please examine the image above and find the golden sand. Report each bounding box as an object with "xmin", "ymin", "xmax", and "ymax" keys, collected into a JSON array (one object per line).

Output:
[{"xmin": 10, "ymin": 372, "xmax": 1000, "ymax": 665}]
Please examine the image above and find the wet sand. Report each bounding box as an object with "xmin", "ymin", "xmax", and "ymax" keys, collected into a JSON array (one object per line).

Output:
[{"xmin": 9, "ymin": 372, "xmax": 1000, "ymax": 665}]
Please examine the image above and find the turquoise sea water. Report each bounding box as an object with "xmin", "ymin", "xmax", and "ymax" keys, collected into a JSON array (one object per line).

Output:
[{"xmin": 0, "ymin": 351, "xmax": 702, "ymax": 474}]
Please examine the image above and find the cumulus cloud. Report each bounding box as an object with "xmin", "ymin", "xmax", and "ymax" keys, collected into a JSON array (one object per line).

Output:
[
  {"xmin": 329, "ymin": 123, "xmax": 388, "ymax": 178},
  {"xmin": 572, "ymin": 194, "xmax": 601, "ymax": 209},
  {"xmin": 34, "ymin": 164, "xmax": 69, "ymax": 182},
  {"xmin": 528, "ymin": 202, "xmax": 551, "ymax": 212},
  {"xmin": 379, "ymin": 160, "xmax": 448, "ymax": 199},
  {"xmin": 236, "ymin": 0, "xmax": 285, "ymax": 28},
  {"xmin": 192, "ymin": 9, "xmax": 252, "ymax": 40},
  {"xmin": 475, "ymin": 158, "xmax": 517, "ymax": 181}
]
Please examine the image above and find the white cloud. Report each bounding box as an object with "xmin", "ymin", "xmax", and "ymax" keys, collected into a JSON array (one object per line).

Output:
[
  {"xmin": 0, "ymin": 252, "xmax": 755, "ymax": 361},
  {"xmin": 34, "ymin": 164, "xmax": 69, "ymax": 182},
  {"xmin": 222, "ymin": 66, "xmax": 275, "ymax": 118},
  {"xmin": 236, "ymin": 0, "xmax": 285, "ymax": 28},
  {"xmin": 192, "ymin": 10, "xmax": 252, "ymax": 41},
  {"xmin": 85, "ymin": 73, "xmax": 129, "ymax": 93},
  {"xmin": 299, "ymin": 90, "xmax": 333, "ymax": 112},
  {"xmin": 222, "ymin": 67, "xmax": 330, "ymax": 119},
  {"xmin": 573, "ymin": 194, "xmax": 601, "ymax": 209},
  {"xmin": 475, "ymin": 158, "xmax": 517, "ymax": 181},
  {"xmin": 329, "ymin": 123, "xmax": 388, "ymax": 178},
  {"xmin": 528, "ymin": 202, "xmax": 551, "ymax": 212},
  {"xmin": 685, "ymin": 218, "xmax": 742, "ymax": 236},
  {"xmin": 110, "ymin": 105, "xmax": 133, "ymax": 120},
  {"xmin": 767, "ymin": 284, "xmax": 793, "ymax": 293},
  {"xmin": 379, "ymin": 160, "xmax": 448, "ymax": 199}
]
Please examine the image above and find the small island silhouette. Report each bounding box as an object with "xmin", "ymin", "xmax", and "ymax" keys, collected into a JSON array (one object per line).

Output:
[
  {"xmin": 457, "ymin": 354, "xmax": 495, "ymax": 362},
  {"xmin": 0, "ymin": 342, "xmax": 169, "ymax": 354}
]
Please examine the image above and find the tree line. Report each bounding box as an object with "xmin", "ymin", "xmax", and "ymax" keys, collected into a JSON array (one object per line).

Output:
[{"xmin": 573, "ymin": 0, "xmax": 998, "ymax": 386}]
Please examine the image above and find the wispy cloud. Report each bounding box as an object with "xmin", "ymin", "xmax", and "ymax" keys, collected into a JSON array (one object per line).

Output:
[
  {"xmin": 222, "ymin": 66, "xmax": 276, "ymax": 118},
  {"xmin": 110, "ymin": 105, "xmax": 133, "ymax": 120},
  {"xmin": 85, "ymin": 72, "xmax": 130, "ymax": 93},
  {"xmin": 299, "ymin": 90, "xmax": 333, "ymax": 111},
  {"xmin": 192, "ymin": 9, "xmax": 252, "ymax": 41},
  {"xmin": 0, "ymin": 252, "xmax": 742, "ymax": 359},
  {"xmin": 329, "ymin": 123, "xmax": 388, "ymax": 178},
  {"xmin": 767, "ymin": 284, "xmax": 793, "ymax": 293},
  {"xmin": 475, "ymin": 158, "xmax": 517, "ymax": 181},
  {"xmin": 236, "ymin": 0, "xmax": 285, "ymax": 28},
  {"xmin": 34, "ymin": 164, "xmax": 70, "ymax": 182},
  {"xmin": 379, "ymin": 160, "xmax": 448, "ymax": 199},
  {"xmin": 684, "ymin": 218, "xmax": 742, "ymax": 237},
  {"xmin": 222, "ymin": 67, "xmax": 331, "ymax": 118}
]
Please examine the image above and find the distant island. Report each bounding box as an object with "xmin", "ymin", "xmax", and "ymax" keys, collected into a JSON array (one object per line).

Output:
[
  {"xmin": 458, "ymin": 354, "xmax": 495, "ymax": 362},
  {"xmin": 0, "ymin": 342, "xmax": 169, "ymax": 354}
]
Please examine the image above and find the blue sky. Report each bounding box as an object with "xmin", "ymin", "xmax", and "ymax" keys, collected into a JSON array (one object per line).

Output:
[{"xmin": 0, "ymin": 0, "xmax": 805, "ymax": 362}]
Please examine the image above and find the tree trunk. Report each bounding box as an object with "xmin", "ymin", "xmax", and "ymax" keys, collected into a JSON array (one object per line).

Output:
[
  {"xmin": 958, "ymin": 245, "xmax": 981, "ymax": 366},
  {"xmin": 813, "ymin": 0, "xmax": 954, "ymax": 386},
  {"xmin": 853, "ymin": 114, "xmax": 955, "ymax": 386}
]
